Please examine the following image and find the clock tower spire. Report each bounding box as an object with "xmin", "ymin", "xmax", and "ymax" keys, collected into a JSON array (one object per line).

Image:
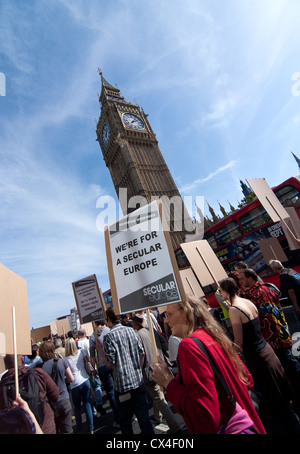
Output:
[{"xmin": 96, "ymin": 72, "xmax": 195, "ymax": 248}]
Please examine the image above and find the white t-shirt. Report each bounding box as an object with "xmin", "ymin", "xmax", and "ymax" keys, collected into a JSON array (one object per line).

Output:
[
  {"xmin": 168, "ymin": 336, "xmax": 182, "ymax": 362},
  {"xmin": 63, "ymin": 350, "xmax": 89, "ymax": 389},
  {"xmin": 141, "ymin": 311, "xmax": 160, "ymax": 332},
  {"xmin": 77, "ymin": 337, "xmax": 90, "ymax": 358},
  {"xmin": 99, "ymin": 326, "xmax": 110, "ymax": 343}
]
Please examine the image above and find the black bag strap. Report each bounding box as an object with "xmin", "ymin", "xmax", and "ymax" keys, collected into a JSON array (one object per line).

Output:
[
  {"xmin": 190, "ymin": 337, "xmax": 236, "ymax": 408},
  {"xmin": 176, "ymin": 336, "xmax": 237, "ymax": 426},
  {"xmin": 178, "ymin": 337, "xmax": 261, "ymax": 432},
  {"xmin": 50, "ymin": 358, "xmax": 59, "ymax": 383}
]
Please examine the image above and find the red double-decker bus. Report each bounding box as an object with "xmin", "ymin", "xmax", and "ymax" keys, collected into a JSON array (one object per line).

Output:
[
  {"xmin": 174, "ymin": 176, "xmax": 300, "ymax": 306},
  {"xmin": 103, "ymin": 176, "xmax": 300, "ymax": 309},
  {"xmin": 102, "ymin": 288, "xmax": 113, "ymax": 309}
]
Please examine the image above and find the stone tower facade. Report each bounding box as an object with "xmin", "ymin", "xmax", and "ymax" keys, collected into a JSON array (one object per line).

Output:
[{"xmin": 96, "ymin": 71, "xmax": 195, "ymax": 249}]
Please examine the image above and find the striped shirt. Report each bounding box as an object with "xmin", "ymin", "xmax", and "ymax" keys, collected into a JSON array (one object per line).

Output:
[{"xmin": 102, "ymin": 323, "xmax": 144, "ymax": 393}]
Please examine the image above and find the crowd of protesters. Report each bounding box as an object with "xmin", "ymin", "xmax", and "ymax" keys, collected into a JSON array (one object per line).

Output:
[
  {"xmin": 0, "ymin": 309, "xmax": 179, "ymax": 435},
  {"xmin": 1, "ymin": 259, "xmax": 300, "ymax": 435}
]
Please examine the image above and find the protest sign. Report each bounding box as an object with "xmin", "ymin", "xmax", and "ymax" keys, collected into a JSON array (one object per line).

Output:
[
  {"xmin": 179, "ymin": 267, "xmax": 205, "ymax": 298},
  {"xmin": 0, "ymin": 263, "xmax": 31, "ymax": 355},
  {"xmin": 104, "ymin": 200, "xmax": 185, "ymax": 314},
  {"xmin": 56, "ymin": 317, "xmax": 71, "ymax": 337},
  {"xmin": 69, "ymin": 308, "xmax": 80, "ymax": 333},
  {"xmin": 0, "ymin": 357, "xmax": 5, "ymax": 375},
  {"xmin": 247, "ymin": 178, "xmax": 300, "ymax": 248},
  {"xmin": 246, "ymin": 178, "xmax": 290, "ymax": 223},
  {"xmin": 280, "ymin": 207, "xmax": 300, "ymax": 250},
  {"xmin": 258, "ymin": 237, "xmax": 288, "ymax": 263},
  {"xmin": 72, "ymin": 275, "xmax": 106, "ymax": 324},
  {"xmin": 181, "ymin": 240, "xmax": 227, "ymax": 287},
  {"xmin": 30, "ymin": 325, "xmax": 51, "ymax": 344},
  {"xmin": 49, "ymin": 320, "xmax": 58, "ymax": 336},
  {"xmin": 80, "ymin": 322, "xmax": 94, "ymax": 336}
]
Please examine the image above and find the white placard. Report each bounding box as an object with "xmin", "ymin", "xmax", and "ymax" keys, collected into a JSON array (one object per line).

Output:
[
  {"xmin": 72, "ymin": 275, "xmax": 106, "ymax": 324},
  {"xmin": 105, "ymin": 201, "xmax": 185, "ymax": 314}
]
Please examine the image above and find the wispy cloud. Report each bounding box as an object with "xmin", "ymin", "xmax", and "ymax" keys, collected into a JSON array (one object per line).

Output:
[
  {"xmin": 201, "ymin": 93, "xmax": 237, "ymax": 128},
  {"xmin": 2, "ymin": 0, "xmax": 300, "ymax": 328},
  {"xmin": 179, "ymin": 160, "xmax": 239, "ymax": 194},
  {"xmin": 0, "ymin": 3, "xmax": 112, "ymax": 326},
  {"xmin": 0, "ymin": 126, "xmax": 109, "ymax": 325}
]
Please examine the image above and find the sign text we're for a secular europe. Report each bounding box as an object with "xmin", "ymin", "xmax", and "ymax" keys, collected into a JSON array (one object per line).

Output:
[
  {"xmin": 115, "ymin": 231, "xmax": 161, "ymax": 276},
  {"xmin": 105, "ymin": 201, "xmax": 185, "ymax": 314}
]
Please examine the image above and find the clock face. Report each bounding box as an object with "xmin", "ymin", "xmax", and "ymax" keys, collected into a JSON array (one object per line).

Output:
[
  {"xmin": 122, "ymin": 113, "xmax": 145, "ymax": 130},
  {"xmin": 102, "ymin": 122, "xmax": 110, "ymax": 146}
]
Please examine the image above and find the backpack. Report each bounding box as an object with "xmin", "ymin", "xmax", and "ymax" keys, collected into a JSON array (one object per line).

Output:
[
  {"xmin": 281, "ymin": 268, "xmax": 300, "ymax": 287},
  {"xmin": 0, "ymin": 368, "xmax": 45, "ymax": 426},
  {"xmin": 289, "ymin": 270, "xmax": 300, "ymax": 284}
]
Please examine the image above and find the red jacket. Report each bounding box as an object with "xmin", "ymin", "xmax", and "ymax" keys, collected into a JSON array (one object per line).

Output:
[{"xmin": 166, "ymin": 329, "xmax": 266, "ymax": 434}]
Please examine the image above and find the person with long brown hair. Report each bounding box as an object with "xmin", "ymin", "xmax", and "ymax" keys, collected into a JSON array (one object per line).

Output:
[
  {"xmin": 39, "ymin": 341, "xmax": 74, "ymax": 434},
  {"xmin": 152, "ymin": 296, "xmax": 266, "ymax": 434}
]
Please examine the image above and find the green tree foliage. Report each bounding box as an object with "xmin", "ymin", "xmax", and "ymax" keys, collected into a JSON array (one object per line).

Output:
[{"xmin": 237, "ymin": 192, "xmax": 256, "ymax": 208}]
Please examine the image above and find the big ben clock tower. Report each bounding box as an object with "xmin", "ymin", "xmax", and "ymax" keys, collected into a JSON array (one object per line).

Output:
[{"xmin": 96, "ymin": 70, "xmax": 195, "ymax": 249}]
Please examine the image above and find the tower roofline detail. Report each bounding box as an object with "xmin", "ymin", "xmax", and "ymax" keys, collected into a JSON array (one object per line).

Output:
[
  {"xmin": 98, "ymin": 68, "xmax": 116, "ymax": 90},
  {"xmin": 98, "ymin": 69, "xmax": 127, "ymax": 106}
]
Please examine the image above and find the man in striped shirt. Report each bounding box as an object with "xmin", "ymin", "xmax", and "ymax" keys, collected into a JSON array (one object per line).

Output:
[{"xmin": 96, "ymin": 307, "xmax": 154, "ymax": 434}]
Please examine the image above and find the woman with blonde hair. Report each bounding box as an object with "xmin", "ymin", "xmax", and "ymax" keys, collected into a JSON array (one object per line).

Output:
[
  {"xmin": 63, "ymin": 338, "xmax": 94, "ymax": 434},
  {"xmin": 152, "ymin": 296, "xmax": 266, "ymax": 434}
]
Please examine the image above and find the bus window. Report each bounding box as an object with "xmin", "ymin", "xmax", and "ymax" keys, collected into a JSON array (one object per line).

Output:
[
  {"xmin": 239, "ymin": 206, "xmax": 271, "ymax": 233},
  {"xmin": 203, "ymin": 231, "xmax": 218, "ymax": 250},
  {"xmin": 174, "ymin": 247, "xmax": 188, "ymax": 268},
  {"xmin": 103, "ymin": 290, "xmax": 113, "ymax": 307},
  {"xmin": 214, "ymin": 221, "xmax": 243, "ymax": 246},
  {"xmin": 274, "ymin": 185, "xmax": 300, "ymax": 208}
]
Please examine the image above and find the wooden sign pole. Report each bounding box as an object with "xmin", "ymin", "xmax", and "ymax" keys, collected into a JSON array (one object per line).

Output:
[
  {"xmin": 146, "ymin": 308, "xmax": 167, "ymax": 390},
  {"xmin": 185, "ymin": 276, "xmax": 196, "ymax": 296},
  {"xmin": 266, "ymin": 196, "xmax": 298, "ymax": 240},
  {"xmin": 146, "ymin": 309, "xmax": 158, "ymax": 363},
  {"xmin": 12, "ymin": 307, "xmax": 19, "ymax": 398},
  {"xmin": 270, "ymin": 245, "xmax": 276, "ymax": 259},
  {"xmin": 195, "ymin": 245, "xmax": 220, "ymax": 287}
]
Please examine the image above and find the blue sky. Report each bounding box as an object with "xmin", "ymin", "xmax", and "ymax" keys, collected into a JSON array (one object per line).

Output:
[{"xmin": 1, "ymin": 0, "xmax": 300, "ymax": 328}]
